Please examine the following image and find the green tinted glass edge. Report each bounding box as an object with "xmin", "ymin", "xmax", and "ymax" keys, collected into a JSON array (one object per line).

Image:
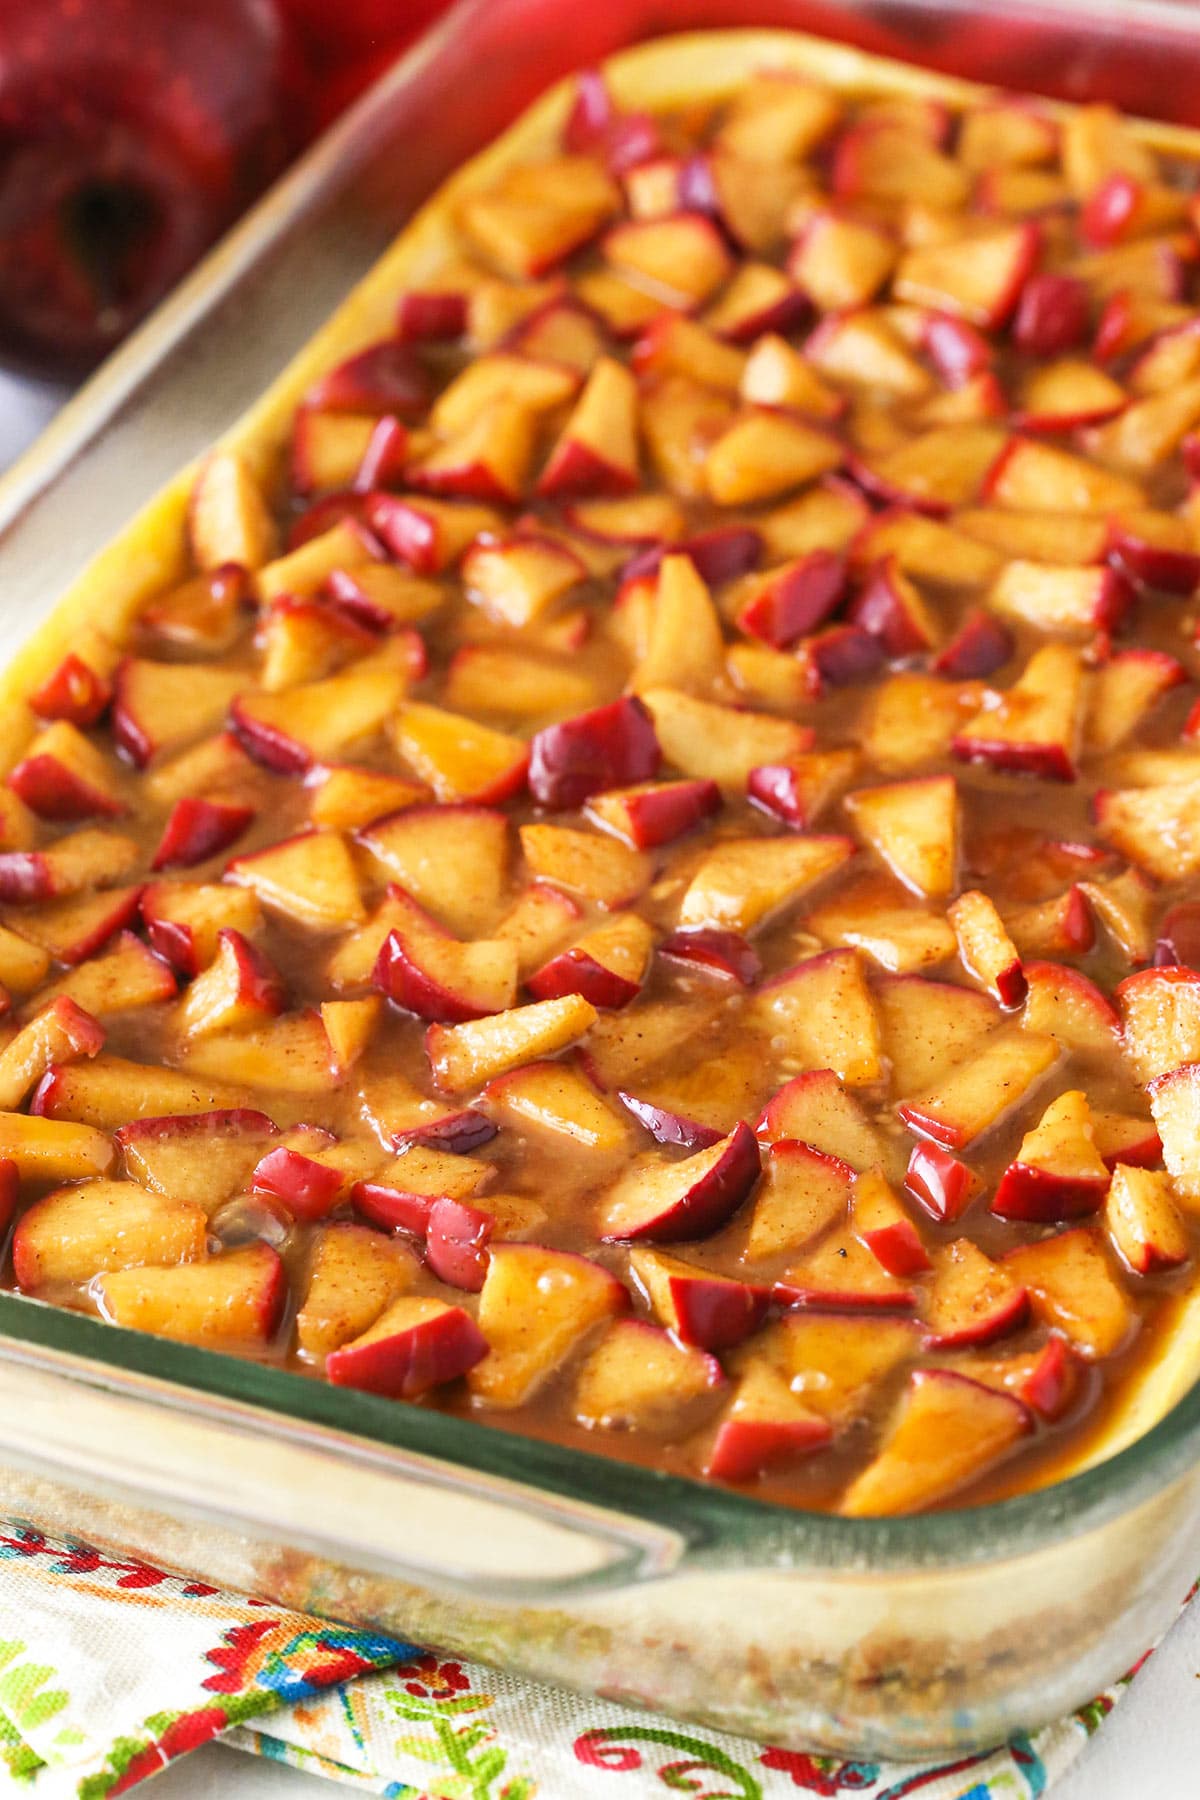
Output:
[{"xmin": 0, "ymin": 1291, "xmax": 1197, "ymax": 1572}]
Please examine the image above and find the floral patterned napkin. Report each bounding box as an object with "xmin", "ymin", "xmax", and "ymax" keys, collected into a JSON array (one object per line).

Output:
[{"xmin": 0, "ymin": 1518, "xmax": 1182, "ymax": 1800}]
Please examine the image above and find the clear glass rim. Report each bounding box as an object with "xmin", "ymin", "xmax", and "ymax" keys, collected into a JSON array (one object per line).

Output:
[{"xmin": 1, "ymin": 1291, "xmax": 1197, "ymax": 1572}]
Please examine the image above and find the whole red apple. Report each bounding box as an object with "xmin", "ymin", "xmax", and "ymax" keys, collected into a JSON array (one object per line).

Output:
[{"xmin": 0, "ymin": 0, "xmax": 308, "ymax": 373}]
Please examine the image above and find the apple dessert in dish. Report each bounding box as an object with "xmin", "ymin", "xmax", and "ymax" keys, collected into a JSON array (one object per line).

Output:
[{"xmin": 6, "ymin": 52, "xmax": 1200, "ymax": 1520}]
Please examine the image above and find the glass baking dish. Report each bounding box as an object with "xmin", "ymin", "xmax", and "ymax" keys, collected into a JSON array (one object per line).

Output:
[{"xmin": 3, "ymin": 0, "xmax": 1200, "ymax": 1759}]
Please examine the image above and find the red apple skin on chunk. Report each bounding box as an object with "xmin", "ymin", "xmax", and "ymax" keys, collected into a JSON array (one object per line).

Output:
[
  {"xmin": 1148, "ymin": 1062, "xmax": 1200, "ymax": 1203},
  {"xmin": 921, "ymin": 1239, "xmax": 1029, "ymax": 1350},
  {"xmin": 469, "ymin": 1243, "xmax": 628, "ymax": 1408},
  {"xmin": 756, "ymin": 1069, "xmax": 889, "ymax": 1173},
  {"xmin": 630, "ymin": 1246, "xmax": 769, "ymax": 1349},
  {"xmin": 840, "ymin": 1369, "xmax": 1031, "ymax": 1516},
  {"xmin": 897, "ymin": 1028, "xmax": 1059, "ymax": 1150},
  {"xmin": 598, "ymin": 1122, "xmax": 760, "ymax": 1243},
  {"xmin": 326, "ymin": 1296, "xmax": 488, "ymax": 1398},
  {"xmin": 425, "ymin": 1197, "xmax": 494, "ymax": 1291},
  {"xmin": 991, "ymin": 1090, "xmax": 1111, "ymax": 1223},
  {"xmin": 95, "ymin": 1243, "xmax": 287, "ymax": 1347},
  {"xmin": 904, "ymin": 1141, "xmax": 981, "ymax": 1223},
  {"xmin": 707, "ymin": 1364, "xmax": 833, "ymax": 1483},
  {"xmin": 1105, "ymin": 1163, "xmax": 1189, "ymax": 1275},
  {"xmin": 296, "ymin": 1224, "xmax": 416, "ymax": 1357},
  {"xmin": 151, "ymin": 798, "xmax": 255, "ymax": 872},
  {"xmin": 528, "ymin": 696, "xmax": 660, "ymax": 810}
]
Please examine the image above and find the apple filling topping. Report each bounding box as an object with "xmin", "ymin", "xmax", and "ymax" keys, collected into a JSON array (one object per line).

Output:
[{"xmin": 9, "ymin": 61, "xmax": 1200, "ymax": 1517}]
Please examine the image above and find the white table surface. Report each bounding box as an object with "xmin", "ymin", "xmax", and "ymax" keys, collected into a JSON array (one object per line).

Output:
[{"xmin": 2, "ymin": 359, "xmax": 1199, "ymax": 1800}]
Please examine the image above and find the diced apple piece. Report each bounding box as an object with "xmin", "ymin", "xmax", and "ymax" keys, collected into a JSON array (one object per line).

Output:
[
  {"xmin": 1021, "ymin": 961, "xmax": 1118, "ymax": 1056},
  {"xmin": 1105, "ymin": 1162, "xmax": 1189, "ymax": 1274},
  {"xmin": 0, "ymin": 924, "xmax": 49, "ymax": 995},
  {"xmin": 678, "ymin": 835, "xmax": 853, "ymax": 935},
  {"xmin": 461, "ymin": 533, "xmax": 585, "ymax": 629},
  {"xmin": 734, "ymin": 551, "xmax": 847, "ymax": 650},
  {"xmin": 1080, "ymin": 866, "xmax": 1156, "ymax": 965},
  {"xmin": 9, "ymin": 721, "xmax": 125, "ymax": 821},
  {"xmin": 8, "ymin": 885, "xmax": 143, "ymax": 967},
  {"xmin": 1013, "ymin": 272, "xmax": 1090, "ymax": 357},
  {"xmin": 519, "ymin": 824, "xmax": 649, "ymax": 911},
  {"xmin": 151, "ymin": 797, "xmax": 254, "ymax": 873},
  {"xmin": 1117, "ymin": 967, "xmax": 1200, "ymax": 1084},
  {"xmin": 707, "ymin": 1365, "xmax": 832, "ymax": 1481},
  {"xmin": 987, "ymin": 560, "xmax": 1132, "ymax": 637},
  {"xmin": 598, "ymin": 1122, "xmax": 760, "ymax": 1243},
  {"xmin": 325, "ymin": 1294, "xmax": 487, "ymax": 1396},
  {"xmin": 141, "ymin": 730, "xmax": 259, "ymax": 809},
  {"xmin": 468, "ymin": 1243, "xmax": 627, "ymax": 1407},
  {"xmin": 1148, "ymin": 1062, "xmax": 1200, "ymax": 1201},
  {"xmin": 307, "ymin": 766, "xmax": 428, "ymax": 834},
  {"xmin": 140, "ymin": 881, "xmax": 263, "ymax": 978},
  {"xmin": 188, "ymin": 451, "xmax": 277, "ymax": 571},
  {"xmin": 587, "ymin": 778, "xmax": 719, "ymax": 852},
  {"xmin": 953, "ymin": 644, "xmax": 1083, "ymax": 783},
  {"xmin": 747, "ymin": 749, "xmax": 858, "ymax": 831},
  {"xmin": 357, "ymin": 805, "xmax": 509, "ymax": 939},
  {"xmin": 1083, "ymin": 376, "xmax": 1200, "ymax": 473},
  {"xmin": 574, "ymin": 1319, "xmax": 723, "ymax": 1433},
  {"xmin": 1091, "ymin": 1109, "xmax": 1161, "ymax": 1171},
  {"xmin": 629, "ymin": 553, "xmax": 726, "ymax": 697},
  {"xmin": 112, "ymin": 658, "xmax": 243, "ymax": 769},
  {"xmin": 428, "ymin": 994, "xmax": 597, "ymax": 1095},
  {"xmin": 178, "ymin": 1011, "xmax": 338, "ymax": 1096},
  {"xmin": 95, "ymin": 1242, "xmax": 286, "ymax": 1346},
  {"xmin": 852, "ymin": 425, "xmax": 1006, "ymax": 516},
  {"xmin": 845, "ymin": 776, "xmax": 957, "ymax": 902},
  {"xmin": 32, "ymin": 1054, "xmax": 247, "ymax": 1129},
  {"xmin": 296, "ymin": 1223, "xmax": 416, "ymax": 1356},
  {"xmin": 922, "ymin": 1238, "xmax": 1028, "ymax": 1349},
  {"xmin": 948, "ymin": 889, "xmax": 1026, "ymax": 1008},
  {"xmin": 1016, "ymin": 358, "xmax": 1127, "ymax": 431},
  {"xmin": 528, "ymin": 696, "xmax": 660, "ymax": 811},
  {"xmin": 992, "ymin": 1090, "xmax": 1110, "ymax": 1222},
  {"xmin": 352, "ymin": 1140, "xmax": 493, "ymax": 1234},
  {"xmin": 483, "ymin": 1059, "xmax": 627, "ymax": 1154},
  {"xmin": 1003, "ymin": 1228, "xmax": 1135, "ymax": 1358},
  {"xmin": 773, "ymin": 1228, "xmax": 916, "ymax": 1313},
  {"xmin": 983, "ymin": 437, "xmax": 1144, "ymax": 513},
  {"xmin": 0, "ymin": 1111, "xmax": 113, "ymax": 1181},
  {"xmin": 743, "ymin": 1138, "xmax": 851, "ymax": 1265},
  {"xmin": 363, "ymin": 494, "xmax": 497, "ymax": 573},
  {"xmin": 178, "ymin": 929, "xmax": 287, "ymax": 1037},
  {"xmin": 581, "ymin": 996, "xmax": 720, "ymax": 1093},
  {"xmin": 115, "ymin": 1108, "xmax": 277, "ymax": 1211},
  {"xmin": 904, "ymin": 1140, "xmax": 981, "ymax": 1223},
  {"xmin": 897, "ymin": 1026, "xmax": 1059, "ymax": 1148},
  {"xmin": 226, "ymin": 830, "xmax": 363, "ymax": 931},
  {"xmin": 755, "ymin": 1069, "xmax": 890, "ymax": 1173},
  {"xmin": 0, "ymin": 827, "xmax": 139, "ymax": 904},
  {"xmin": 373, "ymin": 908, "xmax": 517, "ymax": 1024},
  {"xmin": 232, "ymin": 658, "xmax": 408, "ymax": 773},
  {"xmin": 604, "ymin": 212, "xmax": 732, "ymax": 304},
  {"xmin": 807, "ymin": 310, "xmax": 932, "ymax": 399},
  {"xmin": 790, "ymin": 211, "xmax": 896, "ymax": 311},
  {"xmin": 705, "ymin": 410, "xmax": 843, "ymax": 506},
  {"xmin": 738, "ymin": 333, "xmax": 842, "ymax": 419},
  {"xmin": 538, "ymin": 357, "xmax": 639, "ymax": 498},
  {"xmin": 527, "ymin": 912, "xmax": 653, "ymax": 1011},
  {"xmin": 752, "ymin": 1311, "xmax": 917, "ymax": 1431},
  {"xmin": 893, "ymin": 224, "xmax": 1038, "ymax": 328},
  {"xmin": 853, "ymin": 1167, "xmax": 930, "ymax": 1277},
  {"xmin": 1094, "ymin": 783, "xmax": 1200, "ymax": 883},
  {"xmin": 320, "ymin": 997, "xmax": 381, "ymax": 1076},
  {"xmin": 0, "ymin": 995, "xmax": 102, "ymax": 1110},
  {"xmin": 840, "ymin": 1369, "xmax": 1030, "ymax": 1516},
  {"xmin": 630, "ymin": 1246, "xmax": 767, "ymax": 1350},
  {"xmin": 643, "ymin": 688, "xmax": 813, "ymax": 790},
  {"xmin": 14, "ymin": 1178, "xmax": 206, "ymax": 1288},
  {"xmin": 29, "ymin": 637, "xmax": 116, "ymax": 728},
  {"xmin": 752, "ymin": 950, "xmax": 883, "ymax": 1088},
  {"xmin": 390, "ymin": 702, "xmax": 527, "ymax": 805}
]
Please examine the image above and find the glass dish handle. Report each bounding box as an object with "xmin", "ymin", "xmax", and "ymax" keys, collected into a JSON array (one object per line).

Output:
[{"xmin": 0, "ymin": 1326, "xmax": 688, "ymax": 1600}]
